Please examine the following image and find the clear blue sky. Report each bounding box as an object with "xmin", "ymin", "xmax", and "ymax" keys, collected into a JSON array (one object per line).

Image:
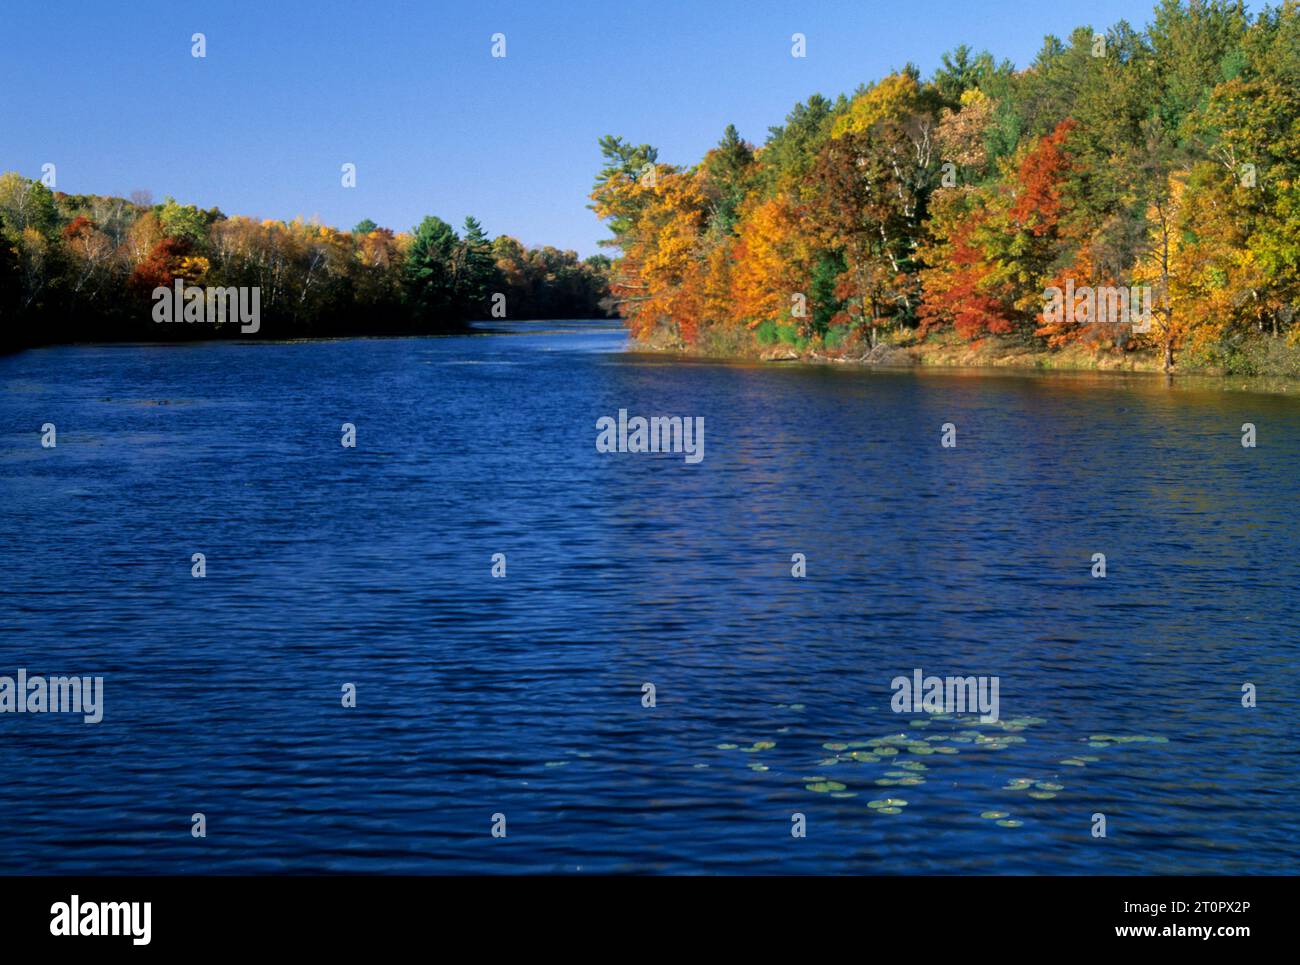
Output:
[{"xmin": 2, "ymin": 0, "xmax": 1182, "ymax": 257}]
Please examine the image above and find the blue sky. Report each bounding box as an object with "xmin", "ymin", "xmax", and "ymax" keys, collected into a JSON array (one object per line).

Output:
[{"xmin": 2, "ymin": 0, "xmax": 1186, "ymax": 257}]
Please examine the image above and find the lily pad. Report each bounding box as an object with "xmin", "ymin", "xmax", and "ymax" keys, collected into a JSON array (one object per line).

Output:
[{"xmin": 805, "ymin": 781, "xmax": 847, "ymax": 793}]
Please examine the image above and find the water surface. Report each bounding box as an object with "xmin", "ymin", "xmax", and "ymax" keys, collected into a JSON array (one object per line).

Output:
[{"xmin": 1, "ymin": 321, "xmax": 1297, "ymax": 873}]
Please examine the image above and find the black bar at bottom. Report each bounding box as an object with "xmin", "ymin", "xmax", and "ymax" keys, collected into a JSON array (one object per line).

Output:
[{"xmin": 0, "ymin": 874, "xmax": 1280, "ymax": 950}]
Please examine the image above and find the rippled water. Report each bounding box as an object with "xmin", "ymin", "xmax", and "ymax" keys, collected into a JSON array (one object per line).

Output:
[{"xmin": 2, "ymin": 321, "xmax": 1297, "ymax": 874}]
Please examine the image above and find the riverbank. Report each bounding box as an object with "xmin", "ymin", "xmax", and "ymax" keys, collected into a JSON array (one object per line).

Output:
[{"xmin": 633, "ymin": 327, "xmax": 1300, "ymax": 391}]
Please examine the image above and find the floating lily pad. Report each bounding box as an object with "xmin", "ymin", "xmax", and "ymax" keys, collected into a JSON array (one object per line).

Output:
[
  {"xmin": 1028, "ymin": 791, "xmax": 1057, "ymax": 799},
  {"xmin": 996, "ymin": 819, "xmax": 1024, "ymax": 828},
  {"xmin": 805, "ymin": 781, "xmax": 847, "ymax": 793},
  {"xmin": 823, "ymin": 742, "xmax": 848, "ymax": 751},
  {"xmin": 1035, "ymin": 782, "xmax": 1064, "ymax": 791},
  {"xmin": 980, "ymin": 810, "xmax": 1009, "ymax": 819},
  {"xmin": 830, "ymin": 792, "xmax": 856, "ymax": 798},
  {"xmin": 877, "ymin": 806, "xmax": 903, "ymax": 814},
  {"xmin": 717, "ymin": 743, "xmax": 738, "ymax": 750},
  {"xmin": 1060, "ymin": 758, "xmax": 1087, "ymax": 767}
]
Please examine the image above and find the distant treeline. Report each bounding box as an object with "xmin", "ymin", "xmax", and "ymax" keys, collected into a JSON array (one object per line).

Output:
[
  {"xmin": 591, "ymin": 0, "xmax": 1300, "ymax": 373},
  {"xmin": 0, "ymin": 174, "xmax": 615, "ymax": 349}
]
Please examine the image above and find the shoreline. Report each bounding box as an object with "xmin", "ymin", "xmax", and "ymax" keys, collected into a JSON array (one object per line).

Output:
[
  {"xmin": 627, "ymin": 332, "xmax": 1300, "ymax": 395},
  {"xmin": 9, "ymin": 323, "xmax": 1300, "ymax": 396}
]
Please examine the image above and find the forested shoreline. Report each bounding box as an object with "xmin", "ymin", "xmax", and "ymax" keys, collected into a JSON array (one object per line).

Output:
[
  {"xmin": 591, "ymin": 0, "xmax": 1300, "ymax": 377},
  {"xmin": 0, "ymin": 177, "xmax": 615, "ymax": 351}
]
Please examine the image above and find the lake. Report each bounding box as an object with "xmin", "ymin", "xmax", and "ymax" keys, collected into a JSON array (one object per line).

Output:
[{"xmin": 1, "ymin": 320, "xmax": 1297, "ymax": 874}]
